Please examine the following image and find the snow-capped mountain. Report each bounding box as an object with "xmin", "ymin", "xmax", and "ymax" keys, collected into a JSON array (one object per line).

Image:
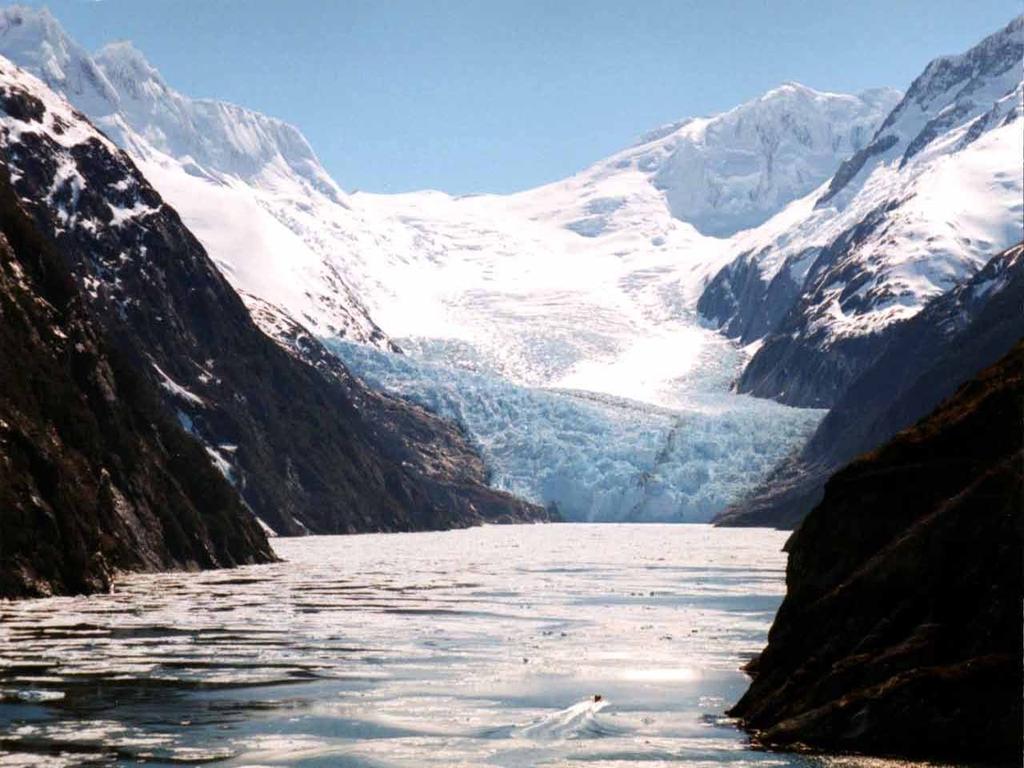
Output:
[
  {"xmin": 701, "ymin": 15, "xmax": 1024, "ymax": 407},
  {"xmin": 23, "ymin": 5, "xmax": 1024, "ymax": 525},
  {"xmin": 0, "ymin": 49, "xmax": 546, "ymax": 535},
  {"xmin": 0, "ymin": 5, "xmax": 393, "ymax": 349},
  {"xmin": 348, "ymin": 83, "xmax": 898, "ymax": 400},
  {"xmin": 639, "ymin": 82, "xmax": 900, "ymax": 237}
]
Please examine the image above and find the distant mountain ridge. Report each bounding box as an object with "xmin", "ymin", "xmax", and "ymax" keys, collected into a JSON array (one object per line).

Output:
[{"xmin": 646, "ymin": 82, "xmax": 899, "ymax": 237}]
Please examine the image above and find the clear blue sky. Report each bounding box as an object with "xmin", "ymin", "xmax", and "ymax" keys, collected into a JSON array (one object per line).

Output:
[{"xmin": 22, "ymin": 0, "xmax": 1024, "ymax": 194}]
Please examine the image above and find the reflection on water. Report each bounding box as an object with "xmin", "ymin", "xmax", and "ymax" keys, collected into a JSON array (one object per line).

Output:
[{"xmin": 0, "ymin": 525, "xmax": 947, "ymax": 767}]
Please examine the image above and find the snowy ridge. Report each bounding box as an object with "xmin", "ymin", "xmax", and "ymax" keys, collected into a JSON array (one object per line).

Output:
[
  {"xmin": 0, "ymin": 7, "xmax": 342, "ymax": 198},
  {"xmin": 349, "ymin": 83, "xmax": 898, "ymax": 398},
  {"xmin": 0, "ymin": 4, "xmax": 901, "ymax": 400},
  {"xmin": 700, "ymin": 15, "xmax": 1024, "ymax": 406},
  {"xmin": 648, "ymin": 82, "xmax": 899, "ymax": 237},
  {"xmin": 93, "ymin": 40, "xmax": 344, "ymax": 201}
]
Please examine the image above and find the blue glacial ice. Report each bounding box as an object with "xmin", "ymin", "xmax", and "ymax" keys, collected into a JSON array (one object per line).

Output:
[{"xmin": 328, "ymin": 339, "xmax": 823, "ymax": 523}]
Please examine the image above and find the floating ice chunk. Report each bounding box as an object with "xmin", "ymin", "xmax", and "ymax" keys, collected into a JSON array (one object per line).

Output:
[{"xmin": 2, "ymin": 689, "xmax": 66, "ymax": 703}]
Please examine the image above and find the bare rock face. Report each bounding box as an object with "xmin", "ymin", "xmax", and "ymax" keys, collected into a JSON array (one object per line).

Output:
[
  {"xmin": 729, "ymin": 343, "xmax": 1024, "ymax": 765},
  {"xmin": 0, "ymin": 167, "xmax": 275, "ymax": 598}
]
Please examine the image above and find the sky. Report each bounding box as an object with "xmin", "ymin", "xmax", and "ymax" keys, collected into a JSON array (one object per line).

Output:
[{"xmin": 19, "ymin": 0, "xmax": 1024, "ymax": 194}]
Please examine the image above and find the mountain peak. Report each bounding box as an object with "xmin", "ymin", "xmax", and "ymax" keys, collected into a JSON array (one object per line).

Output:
[
  {"xmin": 0, "ymin": 4, "xmax": 119, "ymax": 113},
  {"xmin": 758, "ymin": 81, "xmax": 844, "ymax": 103},
  {"xmin": 770, "ymin": 80, "xmax": 816, "ymax": 94},
  {"xmin": 0, "ymin": 5, "xmax": 60, "ymax": 43},
  {"xmin": 94, "ymin": 40, "xmax": 169, "ymax": 100},
  {"xmin": 895, "ymin": 13, "xmax": 1022, "ymax": 118},
  {"xmin": 818, "ymin": 13, "xmax": 1023, "ymax": 206},
  {"xmin": 641, "ymin": 83, "xmax": 901, "ymax": 236},
  {"xmin": 96, "ymin": 40, "xmax": 164, "ymax": 82},
  {"xmin": 0, "ymin": 17, "xmax": 345, "ymax": 203}
]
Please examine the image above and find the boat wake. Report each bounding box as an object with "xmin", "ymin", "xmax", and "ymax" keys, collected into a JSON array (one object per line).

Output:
[{"xmin": 515, "ymin": 697, "xmax": 626, "ymax": 740}]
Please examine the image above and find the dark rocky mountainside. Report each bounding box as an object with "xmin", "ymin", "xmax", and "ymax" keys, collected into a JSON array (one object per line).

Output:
[
  {"xmin": 716, "ymin": 242, "xmax": 1024, "ymax": 528},
  {"xmin": 697, "ymin": 245, "xmax": 805, "ymax": 346},
  {"xmin": 0, "ymin": 167, "xmax": 274, "ymax": 598},
  {"xmin": 0, "ymin": 58, "xmax": 547, "ymax": 547},
  {"xmin": 729, "ymin": 207, "xmax": 905, "ymax": 409},
  {"xmin": 729, "ymin": 342, "xmax": 1023, "ymax": 765}
]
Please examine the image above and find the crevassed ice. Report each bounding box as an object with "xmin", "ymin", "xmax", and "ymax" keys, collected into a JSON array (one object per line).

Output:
[{"xmin": 330, "ymin": 340, "xmax": 823, "ymax": 523}]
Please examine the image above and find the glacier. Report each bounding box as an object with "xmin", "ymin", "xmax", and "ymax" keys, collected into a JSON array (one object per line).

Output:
[{"xmin": 329, "ymin": 338, "xmax": 822, "ymax": 523}]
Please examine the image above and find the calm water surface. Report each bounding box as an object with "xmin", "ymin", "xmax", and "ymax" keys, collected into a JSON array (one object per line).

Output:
[{"xmin": 0, "ymin": 524, "xmax": 944, "ymax": 767}]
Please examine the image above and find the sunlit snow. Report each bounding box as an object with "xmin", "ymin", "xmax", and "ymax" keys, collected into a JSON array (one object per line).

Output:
[{"xmin": 4, "ymin": 8, "xmax": 914, "ymax": 522}]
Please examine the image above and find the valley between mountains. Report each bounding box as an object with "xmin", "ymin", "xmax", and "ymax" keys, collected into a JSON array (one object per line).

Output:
[
  {"xmin": 2, "ymin": 8, "xmax": 1020, "ymax": 535},
  {"xmin": 0, "ymin": 6, "xmax": 1021, "ymax": 765}
]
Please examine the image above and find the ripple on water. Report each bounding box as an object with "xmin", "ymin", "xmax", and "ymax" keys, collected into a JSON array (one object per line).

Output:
[{"xmin": 0, "ymin": 525, "xmax": 947, "ymax": 767}]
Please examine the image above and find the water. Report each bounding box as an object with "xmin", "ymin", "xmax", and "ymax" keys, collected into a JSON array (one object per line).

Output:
[{"xmin": 0, "ymin": 525, "xmax": 938, "ymax": 767}]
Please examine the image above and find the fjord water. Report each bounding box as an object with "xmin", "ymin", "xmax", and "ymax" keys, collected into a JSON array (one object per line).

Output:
[{"xmin": 0, "ymin": 526, "xmax": 920, "ymax": 767}]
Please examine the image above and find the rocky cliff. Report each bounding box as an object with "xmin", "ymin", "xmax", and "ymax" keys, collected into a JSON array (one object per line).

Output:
[
  {"xmin": 0, "ymin": 54, "xmax": 547, "ymax": 549},
  {"xmin": 0, "ymin": 164, "xmax": 274, "ymax": 598},
  {"xmin": 728, "ymin": 342, "xmax": 1024, "ymax": 764}
]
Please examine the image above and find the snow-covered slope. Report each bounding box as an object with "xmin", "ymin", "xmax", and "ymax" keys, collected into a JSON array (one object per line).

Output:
[
  {"xmin": 0, "ymin": 5, "xmax": 393, "ymax": 348},
  {"xmin": 701, "ymin": 15, "xmax": 1024, "ymax": 407},
  {"xmin": 351, "ymin": 84, "xmax": 898, "ymax": 398},
  {"xmin": 0, "ymin": 5, "xmax": 901, "ymax": 401},
  {"xmin": 638, "ymin": 83, "xmax": 898, "ymax": 237}
]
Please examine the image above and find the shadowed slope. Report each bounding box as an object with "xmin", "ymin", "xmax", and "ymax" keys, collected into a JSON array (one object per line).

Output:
[{"xmin": 729, "ymin": 343, "xmax": 1024, "ymax": 764}]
